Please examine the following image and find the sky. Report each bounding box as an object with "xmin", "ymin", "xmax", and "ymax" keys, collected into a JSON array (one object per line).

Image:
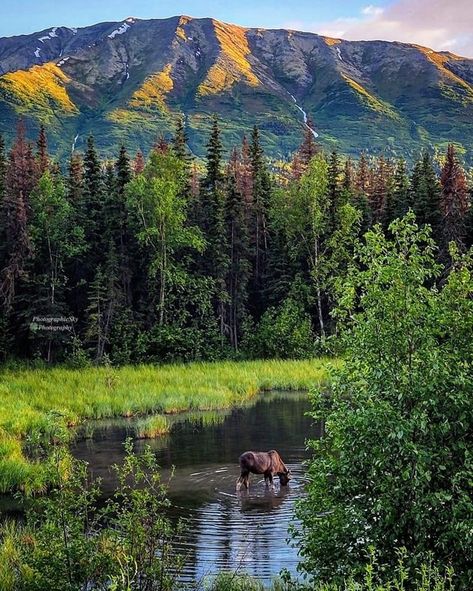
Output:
[{"xmin": 1, "ymin": 0, "xmax": 472, "ymax": 57}]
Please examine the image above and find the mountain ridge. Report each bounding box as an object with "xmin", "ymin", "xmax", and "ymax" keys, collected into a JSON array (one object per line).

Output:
[{"xmin": 1, "ymin": 15, "xmax": 473, "ymax": 161}]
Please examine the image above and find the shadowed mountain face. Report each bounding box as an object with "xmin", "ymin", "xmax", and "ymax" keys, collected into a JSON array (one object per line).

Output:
[{"xmin": 1, "ymin": 15, "xmax": 473, "ymax": 160}]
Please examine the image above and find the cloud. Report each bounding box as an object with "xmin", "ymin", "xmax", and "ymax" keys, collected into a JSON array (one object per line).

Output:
[
  {"xmin": 361, "ymin": 5, "xmax": 384, "ymax": 17},
  {"xmin": 288, "ymin": 0, "xmax": 473, "ymax": 58}
]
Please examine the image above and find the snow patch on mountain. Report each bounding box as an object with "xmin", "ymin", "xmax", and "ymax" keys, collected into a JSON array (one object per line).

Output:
[
  {"xmin": 108, "ymin": 22, "xmax": 132, "ymax": 39},
  {"xmin": 38, "ymin": 27, "xmax": 58, "ymax": 43},
  {"xmin": 34, "ymin": 47, "xmax": 41, "ymax": 58},
  {"xmin": 57, "ymin": 57, "xmax": 70, "ymax": 67},
  {"xmin": 336, "ymin": 47, "xmax": 343, "ymax": 62}
]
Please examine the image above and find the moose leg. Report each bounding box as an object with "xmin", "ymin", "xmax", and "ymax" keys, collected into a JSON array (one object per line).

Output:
[
  {"xmin": 237, "ymin": 470, "xmax": 250, "ymax": 491},
  {"xmin": 264, "ymin": 471, "xmax": 273, "ymax": 488},
  {"xmin": 243, "ymin": 472, "xmax": 250, "ymax": 490}
]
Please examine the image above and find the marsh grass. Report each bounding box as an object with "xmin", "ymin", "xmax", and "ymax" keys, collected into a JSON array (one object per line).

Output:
[
  {"xmin": 0, "ymin": 358, "xmax": 337, "ymax": 493},
  {"xmin": 134, "ymin": 415, "xmax": 169, "ymax": 439}
]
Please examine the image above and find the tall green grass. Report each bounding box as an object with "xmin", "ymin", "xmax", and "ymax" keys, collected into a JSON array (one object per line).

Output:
[{"xmin": 0, "ymin": 359, "xmax": 337, "ymax": 493}]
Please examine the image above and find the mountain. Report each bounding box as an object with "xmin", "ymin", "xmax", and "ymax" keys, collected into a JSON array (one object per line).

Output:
[{"xmin": 1, "ymin": 15, "xmax": 473, "ymax": 160}]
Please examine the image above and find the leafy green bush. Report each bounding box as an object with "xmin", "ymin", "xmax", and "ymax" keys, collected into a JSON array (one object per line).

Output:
[
  {"xmin": 205, "ymin": 572, "xmax": 265, "ymax": 591},
  {"xmin": 0, "ymin": 441, "xmax": 184, "ymax": 591},
  {"xmin": 206, "ymin": 550, "xmax": 455, "ymax": 591},
  {"xmin": 296, "ymin": 215, "xmax": 473, "ymax": 587},
  {"xmin": 250, "ymin": 298, "xmax": 315, "ymax": 359}
]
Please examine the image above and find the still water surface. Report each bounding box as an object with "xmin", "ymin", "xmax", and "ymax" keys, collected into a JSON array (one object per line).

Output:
[{"xmin": 73, "ymin": 391, "xmax": 321, "ymax": 585}]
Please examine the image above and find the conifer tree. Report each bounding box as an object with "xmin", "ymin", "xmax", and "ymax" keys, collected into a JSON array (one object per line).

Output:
[
  {"xmin": 386, "ymin": 158, "xmax": 410, "ymax": 223},
  {"xmin": 440, "ymin": 144, "xmax": 470, "ymax": 250},
  {"xmin": 370, "ymin": 157, "xmax": 389, "ymax": 224},
  {"xmin": 342, "ymin": 158, "xmax": 355, "ymax": 195},
  {"xmin": 153, "ymin": 135, "xmax": 169, "ymax": 155},
  {"xmin": 249, "ymin": 125, "xmax": 271, "ymax": 317},
  {"xmin": 239, "ymin": 135, "xmax": 253, "ymax": 211},
  {"xmin": 410, "ymin": 151, "xmax": 441, "ymax": 237},
  {"xmin": 68, "ymin": 153, "xmax": 83, "ymax": 202},
  {"xmin": 36, "ymin": 125, "xmax": 49, "ymax": 175},
  {"xmin": 298, "ymin": 117, "xmax": 319, "ymax": 167},
  {"xmin": 82, "ymin": 135, "xmax": 105, "ymax": 252},
  {"xmin": 114, "ymin": 145, "xmax": 134, "ymax": 306},
  {"xmin": 328, "ymin": 151, "xmax": 342, "ymax": 229},
  {"xmin": 0, "ymin": 121, "xmax": 36, "ymax": 310},
  {"xmin": 190, "ymin": 162, "xmax": 200, "ymax": 199},
  {"xmin": 224, "ymin": 162, "xmax": 250, "ymax": 351},
  {"xmin": 199, "ymin": 116, "xmax": 228, "ymax": 336},
  {"xmin": 353, "ymin": 153, "xmax": 372, "ymax": 231},
  {"xmin": 172, "ymin": 114, "xmax": 190, "ymax": 164},
  {"xmin": 133, "ymin": 151, "xmax": 145, "ymax": 175}
]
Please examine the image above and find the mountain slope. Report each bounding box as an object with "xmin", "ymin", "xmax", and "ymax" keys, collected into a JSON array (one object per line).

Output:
[{"xmin": 1, "ymin": 15, "xmax": 473, "ymax": 160}]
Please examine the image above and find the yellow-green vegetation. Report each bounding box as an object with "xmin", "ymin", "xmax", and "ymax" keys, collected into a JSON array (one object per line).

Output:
[
  {"xmin": 134, "ymin": 415, "xmax": 169, "ymax": 439},
  {"xmin": 129, "ymin": 64, "xmax": 174, "ymax": 111},
  {"xmin": 0, "ymin": 63, "xmax": 77, "ymax": 123},
  {"xmin": 0, "ymin": 359, "xmax": 336, "ymax": 493},
  {"xmin": 342, "ymin": 74, "xmax": 401, "ymax": 120},
  {"xmin": 198, "ymin": 21, "xmax": 259, "ymax": 96},
  {"xmin": 176, "ymin": 15, "xmax": 192, "ymax": 41},
  {"xmin": 323, "ymin": 36, "xmax": 341, "ymax": 46},
  {"xmin": 416, "ymin": 45, "xmax": 473, "ymax": 99}
]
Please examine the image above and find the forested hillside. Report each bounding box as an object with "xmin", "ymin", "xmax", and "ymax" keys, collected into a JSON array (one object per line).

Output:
[{"xmin": 0, "ymin": 117, "xmax": 471, "ymax": 364}]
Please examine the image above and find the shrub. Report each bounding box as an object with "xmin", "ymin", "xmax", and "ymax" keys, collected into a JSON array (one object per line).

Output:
[
  {"xmin": 250, "ymin": 298, "xmax": 315, "ymax": 359},
  {"xmin": 296, "ymin": 216, "xmax": 473, "ymax": 587}
]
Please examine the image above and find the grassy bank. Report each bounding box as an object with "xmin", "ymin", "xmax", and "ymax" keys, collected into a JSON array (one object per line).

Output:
[{"xmin": 0, "ymin": 359, "xmax": 337, "ymax": 493}]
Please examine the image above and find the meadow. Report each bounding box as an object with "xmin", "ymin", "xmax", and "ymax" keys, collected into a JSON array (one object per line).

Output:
[{"xmin": 0, "ymin": 358, "xmax": 336, "ymax": 493}]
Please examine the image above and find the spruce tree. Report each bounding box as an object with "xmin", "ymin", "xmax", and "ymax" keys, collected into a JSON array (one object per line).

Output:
[
  {"xmin": 249, "ymin": 125, "xmax": 271, "ymax": 317},
  {"xmin": 328, "ymin": 151, "xmax": 342, "ymax": 230},
  {"xmin": 0, "ymin": 121, "xmax": 36, "ymax": 311},
  {"xmin": 114, "ymin": 145, "xmax": 134, "ymax": 306},
  {"xmin": 68, "ymin": 153, "xmax": 83, "ymax": 203},
  {"xmin": 37, "ymin": 125, "xmax": 49, "ymax": 175},
  {"xmin": 370, "ymin": 157, "xmax": 389, "ymax": 224},
  {"xmin": 298, "ymin": 117, "xmax": 318, "ymax": 167},
  {"xmin": 224, "ymin": 166, "xmax": 250, "ymax": 351},
  {"xmin": 133, "ymin": 150, "xmax": 145, "ymax": 175},
  {"xmin": 387, "ymin": 158, "xmax": 410, "ymax": 222},
  {"xmin": 82, "ymin": 135, "xmax": 105, "ymax": 252},
  {"xmin": 410, "ymin": 151, "xmax": 442, "ymax": 239},
  {"xmin": 199, "ymin": 117, "xmax": 228, "ymax": 336},
  {"xmin": 172, "ymin": 114, "xmax": 190, "ymax": 164},
  {"xmin": 440, "ymin": 144, "xmax": 470, "ymax": 251},
  {"xmin": 353, "ymin": 153, "xmax": 372, "ymax": 231}
]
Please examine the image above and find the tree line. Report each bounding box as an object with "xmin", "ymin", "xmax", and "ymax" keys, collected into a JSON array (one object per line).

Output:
[{"xmin": 0, "ymin": 118, "xmax": 471, "ymax": 364}]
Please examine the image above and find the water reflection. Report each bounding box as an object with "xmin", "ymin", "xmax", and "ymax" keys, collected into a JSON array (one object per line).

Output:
[{"xmin": 73, "ymin": 392, "xmax": 322, "ymax": 584}]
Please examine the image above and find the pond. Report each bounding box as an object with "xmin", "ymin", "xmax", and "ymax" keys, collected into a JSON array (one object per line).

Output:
[{"xmin": 73, "ymin": 391, "xmax": 321, "ymax": 586}]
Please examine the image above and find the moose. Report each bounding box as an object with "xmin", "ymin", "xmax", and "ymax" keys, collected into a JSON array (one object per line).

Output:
[{"xmin": 236, "ymin": 450, "xmax": 291, "ymax": 490}]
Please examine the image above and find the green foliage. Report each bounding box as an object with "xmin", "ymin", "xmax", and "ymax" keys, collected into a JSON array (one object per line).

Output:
[
  {"xmin": 250, "ymin": 297, "xmax": 315, "ymax": 359},
  {"xmin": 296, "ymin": 214, "xmax": 473, "ymax": 587},
  {"xmin": 205, "ymin": 572, "xmax": 265, "ymax": 591},
  {"xmin": 206, "ymin": 549, "xmax": 455, "ymax": 591},
  {"xmin": 127, "ymin": 149, "xmax": 204, "ymax": 326},
  {"xmin": 0, "ymin": 441, "xmax": 184, "ymax": 590}
]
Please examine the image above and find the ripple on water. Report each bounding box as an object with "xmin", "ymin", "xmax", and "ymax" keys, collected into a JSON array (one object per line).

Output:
[
  {"xmin": 168, "ymin": 464, "xmax": 308, "ymax": 583},
  {"xmin": 73, "ymin": 392, "xmax": 319, "ymax": 585}
]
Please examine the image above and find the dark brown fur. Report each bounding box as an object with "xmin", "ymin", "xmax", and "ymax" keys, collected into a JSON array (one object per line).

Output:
[{"xmin": 236, "ymin": 450, "xmax": 291, "ymax": 490}]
